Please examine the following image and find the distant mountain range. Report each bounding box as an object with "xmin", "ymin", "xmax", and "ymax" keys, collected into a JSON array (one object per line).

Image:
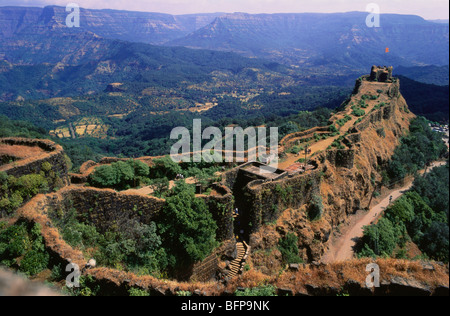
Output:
[
  {"xmin": 1, "ymin": 7, "xmax": 448, "ymax": 72},
  {"xmin": 0, "ymin": 6, "xmax": 448, "ymax": 123},
  {"xmin": 0, "ymin": 6, "xmax": 223, "ymax": 65},
  {"xmin": 170, "ymin": 12, "xmax": 449, "ymax": 70},
  {"xmin": 0, "ymin": 6, "xmax": 222, "ymax": 45}
]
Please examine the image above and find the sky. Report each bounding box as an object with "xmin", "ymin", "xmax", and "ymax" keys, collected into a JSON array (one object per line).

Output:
[{"xmin": 0, "ymin": 0, "xmax": 449, "ymax": 20}]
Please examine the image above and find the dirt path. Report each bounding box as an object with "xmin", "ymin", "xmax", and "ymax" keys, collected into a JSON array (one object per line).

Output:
[
  {"xmin": 322, "ymin": 161, "xmax": 447, "ymax": 263},
  {"xmin": 278, "ymin": 86, "xmax": 385, "ymax": 170},
  {"xmin": 123, "ymin": 177, "xmax": 197, "ymax": 195}
]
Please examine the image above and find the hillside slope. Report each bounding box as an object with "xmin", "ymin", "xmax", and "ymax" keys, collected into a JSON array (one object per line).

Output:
[
  {"xmin": 396, "ymin": 65, "xmax": 449, "ymax": 86},
  {"xmin": 398, "ymin": 75, "xmax": 449, "ymax": 122},
  {"xmin": 251, "ymin": 75, "xmax": 416, "ymax": 268}
]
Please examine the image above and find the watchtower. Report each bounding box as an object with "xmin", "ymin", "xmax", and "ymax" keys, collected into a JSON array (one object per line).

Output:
[{"xmin": 370, "ymin": 66, "xmax": 394, "ymax": 82}]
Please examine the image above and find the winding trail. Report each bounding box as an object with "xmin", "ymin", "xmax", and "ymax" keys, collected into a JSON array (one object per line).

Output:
[{"xmin": 322, "ymin": 161, "xmax": 447, "ymax": 263}]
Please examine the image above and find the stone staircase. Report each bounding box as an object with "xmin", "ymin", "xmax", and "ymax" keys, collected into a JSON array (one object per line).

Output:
[{"xmin": 224, "ymin": 241, "xmax": 250, "ymax": 280}]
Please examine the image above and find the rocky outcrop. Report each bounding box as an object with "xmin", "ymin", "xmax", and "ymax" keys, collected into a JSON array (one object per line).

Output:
[{"xmin": 105, "ymin": 83, "xmax": 125, "ymax": 93}]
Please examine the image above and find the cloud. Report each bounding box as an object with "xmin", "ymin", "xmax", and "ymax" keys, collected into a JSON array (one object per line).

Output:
[{"xmin": 0, "ymin": 0, "xmax": 448, "ymax": 19}]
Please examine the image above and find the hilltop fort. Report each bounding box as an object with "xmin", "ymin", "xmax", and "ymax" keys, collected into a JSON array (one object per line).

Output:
[
  {"xmin": 0, "ymin": 68, "xmax": 448, "ymax": 296},
  {"xmin": 369, "ymin": 65, "xmax": 394, "ymax": 83}
]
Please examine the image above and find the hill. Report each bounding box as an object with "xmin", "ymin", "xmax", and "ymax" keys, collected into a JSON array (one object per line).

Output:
[
  {"xmin": 398, "ymin": 75, "xmax": 449, "ymax": 123},
  {"xmin": 0, "ymin": 6, "xmax": 221, "ymax": 46},
  {"xmin": 2, "ymin": 7, "xmax": 447, "ymax": 75},
  {"xmin": 396, "ymin": 65, "xmax": 449, "ymax": 86},
  {"xmin": 169, "ymin": 12, "xmax": 449, "ymax": 70},
  {"xmin": 0, "ymin": 39, "xmax": 298, "ymax": 102}
]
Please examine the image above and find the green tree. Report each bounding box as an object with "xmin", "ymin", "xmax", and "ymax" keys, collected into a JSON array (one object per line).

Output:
[
  {"xmin": 420, "ymin": 222, "xmax": 449, "ymax": 262},
  {"xmin": 359, "ymin": 218, "xmax": 403, "ymax": 257},
  {"xmin": 278, "ymin": 233, "xmax": 302, "ymax": 264},
  {"xmin": 158, "ymin": 182, "xmax": 218, "ymax": 268},
  {"xmin": 388, "ymin": 196, "xmax": 414, "ymax": 223},
  {"xmin": 89, "ymin": 165, "xmax": 118, "ymax": 188},
  {"xmin": 89, "ymin": 160, "xmax": 139, "ymax": 190},
  {"xmin": 150, "ymin": 156, "xmax": 183, "ymax": 180}
]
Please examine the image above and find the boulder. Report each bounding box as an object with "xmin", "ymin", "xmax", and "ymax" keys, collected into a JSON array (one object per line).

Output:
[
  {"xmin": 344, "ymin": 279, "xmax": 373, "ymax": 296},
  {"xmin": 387, "ymin": 277, "xmax": 432, "ymax": 296}
]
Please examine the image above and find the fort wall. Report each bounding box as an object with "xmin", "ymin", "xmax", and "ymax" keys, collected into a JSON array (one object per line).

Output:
[
  {"xmin": 245, "ymin": 169, "xmax": 323, "ymax": 232},
  {"xmin": 280, "ymin": 126, "xmax": 331, "ymax": 148},
  {"xmin": 15, "ymin": 196, "xmax": 449, "ymax": 297},
  {"xmin": 198, "ymin": 183, "xmax": 235, "ymax": 241},
  {"xmin": 0, "ymin": 138, "xmax": 70, "ymax": 186}
]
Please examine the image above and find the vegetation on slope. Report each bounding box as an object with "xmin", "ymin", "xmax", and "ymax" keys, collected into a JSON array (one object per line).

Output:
[
  {"xmin": 0, "ymin": 115, "xmax": 46, "ymax": 139},
  {"xmin": 47, "ymin": 181, "xmax": 218, "ymax": 280},
  {"xmin": 0, "ymin": 162, "xmax": 65, "ymax": 216},
  {"xmin": 399, "ymin": 76, "xmax": 449, "ymax": 123},
  {"xmin": 0, "ymin": 221, "xmax": 50, "ymax": 277},
  {"xmin": 358, "ymin": 164, "xmax": 449, "ymax": 262},
  {"xmin": 358, "ymin": 118, "xmax": 448, "ymax": 262},
  {"xmin": 384, "ymin": 117, "xmax": 447, "ymax": 183}
]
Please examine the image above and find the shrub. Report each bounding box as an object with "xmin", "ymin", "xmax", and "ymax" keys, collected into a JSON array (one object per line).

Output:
[
  {"xmin": 278, "ymin": 233, "xmax": 302, "ymax": 264},
  {"xmin": 352, "ymin": 108, "xmax": 365, "ymax": 117},
  {"xmin": 20, "ymin": 249, "xmax": 50, "ymax": 276},
  {"xmin": 12, "ymin": 174, "xmax": 49, "ymax": 199},
  {"xmin": 329, "ymin": 125, "xmax": 338, "ymax": 133},
  {"xmin": 308, "ymin": 194, "xmax": 324, "ymax": 220},
  {"xmin": 0, "ymin": 222, "xmax": 49, "ymax": 276},
  {"xmin": 128, "ymin": 288, "xmax": 150, "ymax": 297},
  {"xmin": 235, "ymin": 285, "xmax": 277, "ymax": 297},
  {"xmin": 376, "ymin": 128, "xmax": 386, "ymax": 138},
  {"xmin": 288, "ymin": 145, "xmax": 303, "ymax": 155},
  {"xmin": 41, "ymin": 162, "xmax": 52, "ymax": 173}
]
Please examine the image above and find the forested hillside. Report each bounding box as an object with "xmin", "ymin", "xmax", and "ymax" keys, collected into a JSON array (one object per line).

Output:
[{"xmin": 358, "ymin": 118, "xmax": 449, "ymax": 262}]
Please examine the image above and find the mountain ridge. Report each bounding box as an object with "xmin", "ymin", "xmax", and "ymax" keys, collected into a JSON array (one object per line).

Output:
[
  {"xmin": 1, "ymin": 7, "xmax": 448, "ymax": 74},
  {"xmin": 169, "ymin": 12, "xmax": 449, "ymax": 70},
  {"xmin": 0, "ymin": 5, "xmax": 223, "ymax": 45}
]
